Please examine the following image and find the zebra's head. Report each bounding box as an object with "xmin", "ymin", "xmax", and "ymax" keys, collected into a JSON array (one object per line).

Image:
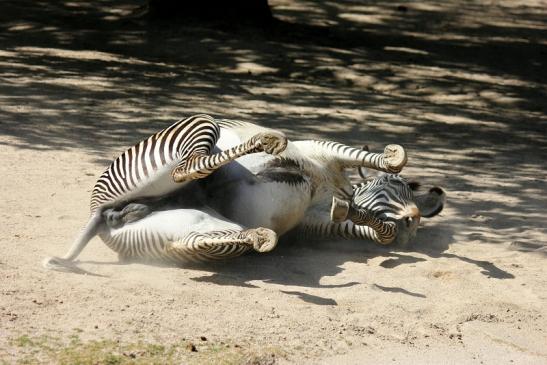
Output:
[{"xmin": 351, "ymin": 174, "xmax": 445, "ymax": 246}]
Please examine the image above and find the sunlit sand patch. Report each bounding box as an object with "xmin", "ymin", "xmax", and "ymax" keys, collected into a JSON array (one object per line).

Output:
[
  {"xmin": 384, "ymin": 46, "xmax": 430, "ymax": 56},
  {"xmin": 0, "ymin": 50, "xmax": 20, "ymax": 57},
  {"xmin": 228, "ymin": 62, "xmax": 279, "ymax": 75},
  {"xmin": 14, "ymin": 47, "xmax": 154, "ymax": 66},
  {"xmin": 7, "ymin": 23, "xmax": 35, "ymax": 31},
  {"xmin": 422, "ymin": 113, "xmax": 508, "ymax": 129},
  {"xmin": 338, "ymin": 12, "xmax": 392, "ymax": 26}
]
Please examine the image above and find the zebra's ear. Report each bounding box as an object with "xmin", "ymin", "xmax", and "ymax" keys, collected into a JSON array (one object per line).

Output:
[
  {"xmin": 408, "ymin": 181, "xmax": 421, "ymax": 191},
  {"xmin": 415, "ymin": 187, "xmax": 445, "ymax": 218}
]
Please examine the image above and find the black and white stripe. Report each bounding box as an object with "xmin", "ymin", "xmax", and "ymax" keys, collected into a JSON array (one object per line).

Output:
[
  {"xmin": 90, "ymin": 114, "xmax": 220, "ymax": 213},
  {"xmin": 352, "ymin": 174, "xmax": 414, "ymax": 221},
  {"xmin": 298, "ymin": 174, "xmax": 417, "ymax": 243},
  {"xmin": 101, "ymin": 228, "xmax": 252, "ymax": 263},
  {"xmin": 312, "ymin": 140, "xmax": 389, "ymax": 171}
]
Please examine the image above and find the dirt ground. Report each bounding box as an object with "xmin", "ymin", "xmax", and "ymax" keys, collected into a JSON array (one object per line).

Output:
[{"xmin": 1, "ymin": 0, "xmax": 546, "ymax": 364}]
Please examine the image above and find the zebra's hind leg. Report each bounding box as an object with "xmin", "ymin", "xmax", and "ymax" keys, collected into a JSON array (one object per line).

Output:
[
  {"xmin": 166, "ymin": 227, "xmax": 278, "ymax": 262},
  {"xmin": 103, "ymin": 203, "xmax": 151, "ymax": 228},
  {"xmin": 172, "ymin": 131, "xmax": 288, "ymax": 183}
]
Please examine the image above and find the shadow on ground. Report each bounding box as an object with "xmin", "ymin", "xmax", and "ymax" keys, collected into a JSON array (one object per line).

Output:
[{"xmin": 186, "ymin": 221, "xmax": 513, "ymax": 299}]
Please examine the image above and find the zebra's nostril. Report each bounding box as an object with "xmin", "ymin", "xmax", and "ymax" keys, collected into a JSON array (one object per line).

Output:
[{"xmin": 405, "ymin": 216, "xmax": 412, "ymax": 227}]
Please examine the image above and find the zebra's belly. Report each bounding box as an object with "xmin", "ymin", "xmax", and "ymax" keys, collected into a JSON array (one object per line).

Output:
[
  {"xmin": 204, "ymin": 144, "xmax": 314, "ymax": 235},
  {"xmin": 213, "ymin": 180, "xmax": 312, "ymax": 235},
  {"xmin": 98, "ymin": 208, "xmax": 244, "ymax": 259}
]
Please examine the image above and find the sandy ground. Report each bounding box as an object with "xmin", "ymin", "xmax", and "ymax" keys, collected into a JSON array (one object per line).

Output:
[{"xmin": 1, "ymin": 0, "xmax": 546, "ymax": 364}]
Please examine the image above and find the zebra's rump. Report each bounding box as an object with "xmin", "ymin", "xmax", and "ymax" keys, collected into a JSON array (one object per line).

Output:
[
  {"xmin": 90, "ymin": 114, "xmax": 220, "ymax": 213},
  {"xmin": 99, "ymin": 225, "xmax": 169, "ymax": 261}
]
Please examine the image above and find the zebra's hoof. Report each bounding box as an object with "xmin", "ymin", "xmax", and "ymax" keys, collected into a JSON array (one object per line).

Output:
[
  {"xmin": 331, "ymin": 197, "xmax": 350, "ymax": 223},
  {"xmin": 246, "ymin": 228, "xmax": 278, "ymax": 253},
  {"xmin": 258, "ymin": 131, "xmax": 288, "ymax": 155},
  {"xmin": 42, "ymin": 256, "xmax": 82, "ymax": 273},
  {"xmin": 383, "ymin": 144, "xmax": 407, "ymax": 173}
]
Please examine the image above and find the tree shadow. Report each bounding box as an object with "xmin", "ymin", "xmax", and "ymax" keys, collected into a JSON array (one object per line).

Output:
[{"xmin": 0, "ymin": 0, "xmax": 544, "ymax": 153}]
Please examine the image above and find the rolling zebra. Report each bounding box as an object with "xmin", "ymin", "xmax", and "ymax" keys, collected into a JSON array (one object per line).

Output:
[{"xmin": 44, "ymin": 116, "xmax": 440, "ymax": 270}]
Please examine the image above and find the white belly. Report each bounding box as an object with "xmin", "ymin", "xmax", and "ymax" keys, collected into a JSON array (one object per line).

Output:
[
  {"xmin": 105, "ymin": 208, "xmax": 243, "ymax": 240},
  {"xmin": 233, "ymin": 182, "xmax": 311, "ymax": 234},
  {"xmin": 207, "ymin": 131, "xmax": 314, "ymax": 234}
]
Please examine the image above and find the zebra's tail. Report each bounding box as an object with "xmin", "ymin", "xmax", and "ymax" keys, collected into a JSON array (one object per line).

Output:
[{"xmin": 42, "ymin": 212, "xmax": 102, "ymax": 272}]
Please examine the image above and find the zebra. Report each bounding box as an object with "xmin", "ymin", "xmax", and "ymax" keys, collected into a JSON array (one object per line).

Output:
[
  {"xmin": 42, "ymin": 116, "xmax": 442, "ymax": 270},
  {"xmin": 99, "ymin": 173, "xmax": 444, "ymax": 266}
]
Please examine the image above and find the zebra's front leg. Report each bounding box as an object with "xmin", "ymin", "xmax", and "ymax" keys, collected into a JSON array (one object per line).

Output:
[
  {"xmin": 338, "ymin": 143, "xmax": 406, "ymax": 173},
  {"xmin": 166, "ymin": 227, "xmax": 278, "ymax": 262},
  {"xmin": 172, "ymin": 131, "xmax": 287, "ymax": 183},
  {"xmin": 296, "ymin": 209, "xmax": 392, "ymax": 244},
  {"xmin": 330, "ymin": 197, "xmax": 397, "ymax": 244},
  {"xmin": 301, "ymin": 141, "xmax": 407, "ymax": 173}
]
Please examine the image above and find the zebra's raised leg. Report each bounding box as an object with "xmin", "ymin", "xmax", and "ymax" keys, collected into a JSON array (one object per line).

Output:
[
  {"xmin": 103, "ymin": 203, "xmax": 152, "ymax": 228},
  {"xmin": 296, "ymin": 141, "xmax": 407, "ymax": 174},
  {"xmin": 166, "ymin": 227, "xmax": 278, "ymax": 262},
  {"xmin": 330, "ymin": 197, "xmax": 397, "ymax": 244},
  {"xmin": 172, "ymin": 131, "xmax": 287, "ymax": 183}
]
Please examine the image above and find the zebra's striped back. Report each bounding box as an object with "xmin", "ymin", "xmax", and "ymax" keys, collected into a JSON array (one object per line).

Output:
[{"xmin": 90, "ymin": 114, "xmax": 220, "ymax": 213}]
